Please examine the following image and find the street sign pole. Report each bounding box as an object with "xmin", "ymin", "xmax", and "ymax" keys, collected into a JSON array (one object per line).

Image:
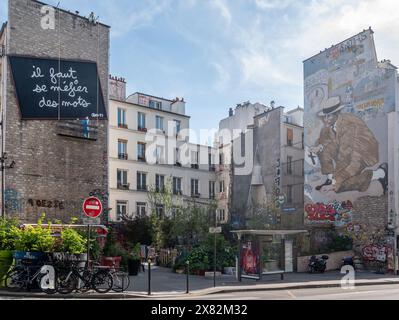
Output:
[{"xmin": 86, "ymin": 224, "xmax": 90, "ymax": 270}]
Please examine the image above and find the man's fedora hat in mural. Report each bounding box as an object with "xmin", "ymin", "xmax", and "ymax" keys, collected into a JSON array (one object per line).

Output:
[{"xmin": 317, "ymin": 96, "xmax": 345, "ymax": 116}]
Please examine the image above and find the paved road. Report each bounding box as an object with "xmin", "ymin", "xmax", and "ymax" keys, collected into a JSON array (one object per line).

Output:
[{"xmin": 150, "ymin": 284, "xmax": 399, "ymax": 300}]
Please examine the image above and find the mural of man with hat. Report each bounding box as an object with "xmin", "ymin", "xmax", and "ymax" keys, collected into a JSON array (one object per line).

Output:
[{"xmin": 309, "ymin": 96, "xmax": 387, "ymax": 194}]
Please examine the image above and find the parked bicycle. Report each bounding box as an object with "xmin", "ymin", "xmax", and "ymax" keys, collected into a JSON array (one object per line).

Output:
[
  {"xmin": 56, "ymin": 261, "xmax": 113, "ymax": 294},
  {"xmin": 4, "ymin": 259, "xmax": 56, "ymax": 294}
]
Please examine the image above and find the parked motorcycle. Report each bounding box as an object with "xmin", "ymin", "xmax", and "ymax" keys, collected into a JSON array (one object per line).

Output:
[{"xmin": 308, "ymin": 255, "xmax": 329, "ymax": 273}]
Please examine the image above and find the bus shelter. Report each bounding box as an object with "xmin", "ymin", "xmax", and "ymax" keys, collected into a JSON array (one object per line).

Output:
[{"xmin": 231, "ymin": 230, "xmax": 308, "ymax": 281}]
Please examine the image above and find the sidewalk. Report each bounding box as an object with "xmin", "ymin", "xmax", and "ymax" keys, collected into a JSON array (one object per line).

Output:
[{"xmin": 1, "ymin": 266, "xmax": 399, "ymax": 299}]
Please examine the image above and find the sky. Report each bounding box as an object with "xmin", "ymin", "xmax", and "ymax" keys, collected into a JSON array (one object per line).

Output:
[{"xmin": 1, "ymin": 0, "xmax": 399, "ymax": 136}]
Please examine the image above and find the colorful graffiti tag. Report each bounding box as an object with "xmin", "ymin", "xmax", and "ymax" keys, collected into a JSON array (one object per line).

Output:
[
  {"xmin": 362, "ymin": 244, "xmax": 392, "ymax": 262},
  {"xmin": 305, "ymin": 200, "xmax": 353, "ymax": 227}
]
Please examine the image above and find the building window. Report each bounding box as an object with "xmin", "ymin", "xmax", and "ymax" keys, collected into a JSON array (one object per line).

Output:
[
  {"xmin": 116, "ymin": 201, "xmax": 127, "ymax": 221},
  {"xmin": 209, "ymin": 181, "xmax": 215, "ymax": 199},
  {"xmin": 287, "ymin": 185, "xmax": 293, "ymax": 204},
  {"xmin": 156, "ymin": 146, "xmax": 165, "ymax": 164},
  {"xmin": 219, "ymin": 153, "xmax": 224, "ymax": 165},
  {"xmin": 174, "ymin": 120, "xmax": 181, "ymax": 134},
  {"xmin": 150, "ymin": 100, "xmax": 162, "ymax": 110},
  {"xmin": 209, "ymin": 153, "xmax": 215, "ymax": 171},
  {"xmin": 138, "ymin": 95, "xmax": 149, "ymax": 106},
  {"xmin": 138, "ymin": 112, "xmax": 146, "ymax": 131},
  {"xmin": 117, "ymin": 169, "xmax": 129, "ymax": 189},
  {"xmin": 156, "ymin": 174, "xmax": 165, "ymax": 193},
  {"xmin": 173, "ymin": 177, "xmax": 182, "ymax": 195},
  {"xmin": 156, "ymin": 204, "xmax": 164, "ymax": 218},
  {"xmin": 118, "ymin": 108, "xmax": 127, "ymax": 128},
  {"xmin": 136, "ymin": 202, "xmax": 147, "ymax": 217},
  {"xmin": 137, "ymin": 142, "xmax": 146, "ymax": 162},
  {"xmin": 219, "ymin": 180, "xmax": 225, "ymax": 193},
  {"xmin": 137, "ymin": 172, "xmax": 147, "ymax": 191},
  {"xmin": 287, "ymin": 128, "xmax": 293, "ymax": 147},
  {"xmin": 156, "ymin": 116, "xmax": 164, "ymax": 131},
  {"xmin": 217, "ymin": 209, "xmax": 226, "ymax": 222},
  {"xmin": 118, "ymin": 140, "xmax": 128, "ymax": 160},
  {"xmin": 175, "ymin": 148, "xmax": 181, "ymax": 166},
  {"xmin": 191, "ymin": 150, "xmax": 199, "ymax": 169},
  {"xmin": 191, "ymin": 179, "xmax": 200, "ymax": 198},
  {"xmin": 287, "ymin": 156, "xmax": 293, "ymax": 175}
]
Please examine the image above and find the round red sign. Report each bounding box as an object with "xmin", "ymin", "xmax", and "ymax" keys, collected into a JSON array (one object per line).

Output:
[{"xmin": 83, "ymin": 197, "xmax": 103, "ymax": 218}]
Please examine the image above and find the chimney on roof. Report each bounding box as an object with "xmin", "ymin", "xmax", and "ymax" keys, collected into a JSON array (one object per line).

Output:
[
  {"xmin": 229, "ymin": 108, "xmax": 233, "ymax": 117},
  {"xmin": 270, "ymin": 101, "xmax": 275, "ymax": 109},
  {"xmin": 109, "ymin": 74, "xmax": 126, "ymax": 101}
]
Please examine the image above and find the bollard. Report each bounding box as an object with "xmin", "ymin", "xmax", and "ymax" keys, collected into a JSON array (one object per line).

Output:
[
  {"xmin": 148, "ymin": 259, "xmax": 151, "ymax": 296},
  {"xmin": 186, "ymin": 260, "xmax": 190, "ymax": 294}
]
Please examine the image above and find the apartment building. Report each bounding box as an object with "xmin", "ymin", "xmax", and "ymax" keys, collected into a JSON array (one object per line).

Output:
[
  {"xmin": 108, "ymin": 76, "xmax": 217, "ymax": 222},
  {"xmin": 218, "ymin": 103, "xmax": 304, "ymax": 229}
]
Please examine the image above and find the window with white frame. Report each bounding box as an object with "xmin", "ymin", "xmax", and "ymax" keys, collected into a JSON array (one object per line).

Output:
[
  {"xmin": 209, "ymin": 181, "xmax": 215, "ymax": 199},
  {"xmin": 191, "ymin": 179, "xmax": 199, "ymax": 197},
  {"xmin": 137, "ymin": 142, "xmax": 146, "ymax": 161},
  {"xmin": 116, "ymin": 201, "xmax": 127, "ymax": 221},
  {"xmin": 217, "ymin": 209, "xmax": 226, "ymax": 222},
  {"xmin": 156, "ymin": 204, "xmax": 164, "ymax": 218},
  {"xmin": 117, "ymin": 169, "xmax": 128, "ymax": 189},
  {"xmin": 138, "ymin": 112, "xmax": 146, "ymax": 130},
  {"xmin": 173, "ymin": 177, "xmax": 182, "ymax": 195},
  {"xmin": 219, "ymin": 180, "xmax": 225, "ymax": 193},
  {"xmin": 150, "ymin": 100, "xmax": 162, "ymax": 110},
  {"xmin": 156, "ymin": 116, "xmax": 164, "ymax": 131},
  {"xmin": 174, "ymin": 120, "xmax": 181, "ymax": 134},
  {"xmin": 118, "ymin": 108, "xmax": 127, "ymax": 128},
  {"xmin": 136, "ymin": 202, "xmax": 147, "ymax": 217},
  {"xmin": 137, "ymin": 172, "xmax": 147, "ymax": 191},
  {"xmin": 118, "ymin": 140, "xmax": 128, "ymax": 159},
  {"xmin": 156, "ymin": 145, "xmax": 165, "ymax": 164},
  {"xmin": 156, "ymin": 174, "xmax": 165, "ymax": 193}
]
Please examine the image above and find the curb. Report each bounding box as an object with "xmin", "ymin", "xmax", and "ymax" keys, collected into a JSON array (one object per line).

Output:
[{"xmin": 1, "ymin": 278, "xmax": 399, "ymax": 299}]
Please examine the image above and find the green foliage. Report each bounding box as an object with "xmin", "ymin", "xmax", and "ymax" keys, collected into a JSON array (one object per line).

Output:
[
  {"xmin": 202, "ymin": 235, "xmax": 236, "ymax": 270},
  {"xmin": 11, "ymin": 214, "xmax": 55, "ymax": 252},
  {"xmin": 186, "ymin": 247, "xmax": 209, "ymax": 273},
  {"xmin": 0, "ymin": 218, "xmax": 19, "ymax": 251},
  {"xmin": 129, "ymin": 243, "xmax": 141, "ymax": 261},
  {"xmin": 326, "ymin": 234, "xmax": 353, "ymax": 252},
  {"xmin": 60, "ymin": 228, "xmax": 87, "ymax": 254}
]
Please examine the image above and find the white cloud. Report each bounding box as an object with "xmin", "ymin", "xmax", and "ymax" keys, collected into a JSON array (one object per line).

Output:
[
  {"xmin": 101, "ymin": 0, "xmax": 172, "ymax": 37},
  {"xmin": 209, "ymin": 0, "xmax": 232, "ymax": 25},
  {"xmin": 213, "ymin": 62, "xmax": 231, "ymax": 91},
  {"xmin": 254, "ymin": 0, "xmax": 296, "ymax": 10}
]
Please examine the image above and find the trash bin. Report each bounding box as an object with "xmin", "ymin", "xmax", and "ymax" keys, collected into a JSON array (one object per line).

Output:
[{"xmin": 127, "ymin": 259, "xmax": 141, "ymax": 276}]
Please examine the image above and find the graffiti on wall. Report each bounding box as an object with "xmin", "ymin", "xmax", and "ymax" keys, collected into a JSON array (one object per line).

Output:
[
  {"xmin": 305, "ymin": 200, "xmax": 353, "ymax": 227},
  {"xmin": 4, "ymin": 189, "xmax": 23, "ymax": 213},
  {"xmin": 304, "ymin": 27, "xmax": 394, "ymax": 261},
  {"xmin": 274, "ymin": 158, "xmax": 284, "ymax": 208}
]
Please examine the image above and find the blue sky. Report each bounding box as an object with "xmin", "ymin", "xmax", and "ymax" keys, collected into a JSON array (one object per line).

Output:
[{"xmin": 1, "ymin": 0, "xmax": 399, "ymax": 135}]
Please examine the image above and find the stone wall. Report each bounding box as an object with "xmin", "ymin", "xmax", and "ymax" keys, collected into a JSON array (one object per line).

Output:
[{"xmin": 3, "ymin": 0, "xmax": 109, "ymax": 223}]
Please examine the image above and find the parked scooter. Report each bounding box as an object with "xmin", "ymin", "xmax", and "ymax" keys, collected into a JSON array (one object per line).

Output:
[
  {"xmin": 308, "ymin": 255, "xmax": 329, "ymax": 273},
  {"xmin": 341, "ymin": 256, "xmax": 355, "ymax": 270}
]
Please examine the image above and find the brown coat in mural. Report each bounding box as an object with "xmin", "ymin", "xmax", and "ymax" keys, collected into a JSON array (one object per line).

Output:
[{"xmin": 314, "ymin": 112, "xmax": 379, "ymax": 193}]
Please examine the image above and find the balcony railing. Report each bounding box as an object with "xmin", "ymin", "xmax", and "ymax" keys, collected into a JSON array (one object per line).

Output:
[
  {"xmin": 57, "ymin": 120, "xmax": 99, "ymax": 141},
  {"xmin": 138, "ymin": 127, "xmax": 148, "ymax": 133},
  {"xmin": 138, "ymin": 156, "xmax": 146, "ymax": 162},
  {"xmin": 118, "ymin": 123, "xmax": 128, "ymax": 129},
  {"xmin": 191, "ymin": 193, "xmax": 201, "ymax": 199},
  {"xmin": 118, "ymin": 153, "xmax": 128, "ymax": 160},
  {"xmin": 117, "ymin": 183, "xmax": 130, "ymax": 190},
  {"xmin": 137, "ymin": 186, "xmax": 148, "ymax": 191},
  {"xmin": 191, "ymin": 164, "xmax": 199, "ymax": 170}
]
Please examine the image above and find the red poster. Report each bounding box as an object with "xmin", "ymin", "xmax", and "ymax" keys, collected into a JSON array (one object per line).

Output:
[{"xmin": 241, "ymin": 240, "xmax": 260, "ymax": 276}]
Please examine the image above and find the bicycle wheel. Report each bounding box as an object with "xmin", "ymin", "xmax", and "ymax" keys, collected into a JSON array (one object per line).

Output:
[
  {"xmin": 112, "ymin": 272, "xmax": 130, "ymax": 293},
  {"xmin": 4, "ymin": 268, "xmax": 27, "ymax": 291},
  {"xmin": 92, "ymin": 271, "xmax": 113, "ymax": 294},
  {"xmin": 56, "ymin": 271, "xmax": 77, "ymax": 294},
  {"xmin": 37, "ymin": 273, "xmax": 57, "ymax": 295},
  {"xmin": 76, "ymin": 269, "xmax": 93, "ymax": 293}
]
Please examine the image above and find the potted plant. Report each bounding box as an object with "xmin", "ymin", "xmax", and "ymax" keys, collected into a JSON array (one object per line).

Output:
[
  {"xmin": 10, "ymin": 214, "xmax": 55, "ymax": 263},
  {"xmin": 101, "ymin": 231, "xmax": 123, "ymax": 268},
  {"xmin": 0, "ymin": 218, "xmax": 19, "ymax": 284},
  {"xmin": 127, "ymin": 243, "xmax": 142, "ymax": 276},
  {"xmin": 187, "ymin": 247, "xmax": 209, "ymax": 276}
]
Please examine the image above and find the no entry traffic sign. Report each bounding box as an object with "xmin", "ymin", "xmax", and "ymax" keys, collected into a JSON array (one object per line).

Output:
[{"xmin": 83, "ymin": 197, "xmax": 103, "ymax": 218}]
